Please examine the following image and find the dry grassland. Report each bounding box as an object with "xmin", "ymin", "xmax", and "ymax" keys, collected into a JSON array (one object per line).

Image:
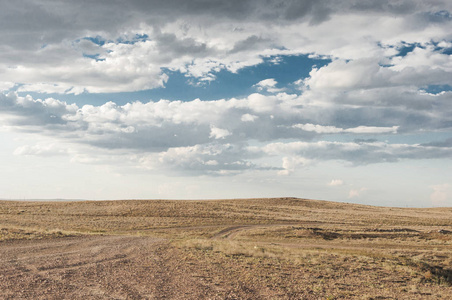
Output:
[{"xmin": 1, "ymin": 197, "xmax": 452, "ymax": 299}]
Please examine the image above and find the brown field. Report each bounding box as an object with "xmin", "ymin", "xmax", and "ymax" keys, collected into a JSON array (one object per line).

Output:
[{"xmin": 1, "ymin": 197, "xmax": 452, "ymax": 299}]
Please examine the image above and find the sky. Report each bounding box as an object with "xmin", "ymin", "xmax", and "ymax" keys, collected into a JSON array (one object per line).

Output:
[{"xmin": 0, "ymin": 0, "xmax": 451, "ymax": 207}]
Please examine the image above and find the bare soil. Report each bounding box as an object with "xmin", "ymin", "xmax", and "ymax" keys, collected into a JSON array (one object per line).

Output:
[
  {"xmin": 0, "ymin": 235, "xmax": 234, "ymax": 299},
  {"xmin": 1, "ymin": 198, "xmax": 452, "ymax": 299}
]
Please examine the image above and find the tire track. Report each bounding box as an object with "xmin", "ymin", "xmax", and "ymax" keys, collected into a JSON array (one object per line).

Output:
[{"xmin": 0, "ymin": 236, "xmax": 166, "ymax": 299}]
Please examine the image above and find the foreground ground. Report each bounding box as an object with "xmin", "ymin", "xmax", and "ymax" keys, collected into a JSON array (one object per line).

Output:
[{"xmin": 1, "ymin": 198, "xmax": 452, "ymax": 299}]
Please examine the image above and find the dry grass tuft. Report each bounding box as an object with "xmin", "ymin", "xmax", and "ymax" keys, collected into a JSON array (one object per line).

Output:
[{"xmin": 1, "ymin": 197, "xmax": 452, "ymax": 298}]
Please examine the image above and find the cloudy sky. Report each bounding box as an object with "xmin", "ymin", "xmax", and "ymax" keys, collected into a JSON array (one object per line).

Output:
[{"xmin": 1, "ymin": 0, "xmax": 451, "ymax": 206}]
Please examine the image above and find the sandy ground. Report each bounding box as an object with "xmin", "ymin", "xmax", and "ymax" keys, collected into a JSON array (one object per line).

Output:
[
  {"xmin": 0, "ymin": 235, "xmax": 221, "ymax": 300},
  {"xmin": 1, "ymin": 199, "xmax": 452, "ymax": 299}
]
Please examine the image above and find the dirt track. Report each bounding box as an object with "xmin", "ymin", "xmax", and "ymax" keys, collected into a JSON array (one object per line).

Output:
[
  {"xmin": 2, "ymin": 198, "xmax": 452, "ymax": 299},
  {"xmin": 0, "ymin": 235, "xmax": 220, "ymax": 300}
]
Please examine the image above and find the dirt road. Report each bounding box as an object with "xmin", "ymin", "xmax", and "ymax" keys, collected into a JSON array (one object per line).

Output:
[
  {"xmin": 0, "ymin": 235, "xmax": 220, "ymax": 299},
  {"xmin": 2, "ymin": 197, "xmax": 451, "ymax": 299}
]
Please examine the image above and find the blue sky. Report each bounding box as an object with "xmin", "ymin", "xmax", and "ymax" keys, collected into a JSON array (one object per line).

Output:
[
  {"xmin": 15, "ymin": 55, "xmax": 330, "ymax": 105},
  {"xmin": 0, "ymin": 0, "xmax": 451, "ymax": 207}
]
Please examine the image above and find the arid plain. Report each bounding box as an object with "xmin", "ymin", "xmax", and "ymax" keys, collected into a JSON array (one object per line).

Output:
[{"xmin": 1, "ymin": 198, "xmax": 452, "ymax": 299}]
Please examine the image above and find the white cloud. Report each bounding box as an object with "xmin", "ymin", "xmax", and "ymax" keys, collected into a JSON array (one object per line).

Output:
[
  {"xmin": 348, "ymin": 189, "xmax": 359, "ymax": 198},
  {"xmin": 349, "ymin": 187, "xmax": 367, "ymax": 199},
  {"xmin": 303, "ymin": 53, "xmax": 452, "ymax": 95},
  {"xmin": 0, "ymin": 91, "xmax": 449, "ymax": 183},
  {"xmin": 430, "ymin": 184, "xmax": 451, "ymax": 207},
  {"xmin": 0, "ymin": 1, "xmax": 450, "ymax": 94},
  {"xmin": 13, "ymin": 143, "xmax": 70, "ymax": 157},
  {"xmin": 247, "ymin": 93, "xmax": 279, "ymax": 113},
  {"xmin": 304, "ymin": 59, "xmax": 391, "ymax": 91},
  {"xmin": 293, "ymin": 123, "xmax": 398, "ymax": 134},
  {"xmin": 328, "ymin": 179, "xmax": 344, "ymax": 186},
  {"xmin": 277, "ymin": 156, "xmax": 310, "ymax": 176},
  {"xmin": 391, "ymin": 45, "xmax": 452, "ymax": 73},
  {"xmin": 1, "ymin": 0, "xmax": 452, "ymax": 182},
  {"xmin": 1, "ymin": 90, "xmax": 451, "ymax": 178},
  {"xmin": 205, "ymin": 160, "xmax": 219, "ymax": 166},
  {"xmin": 345, "ymin": 126, "xmax": 399, "ymax": 134},
  {"xmin": 0, "ymin": 82, "xmax": 15, "ymax": 91},
  {"xmin": 294, "ymin": 123, "xmax": 343, "ymax": 134},
  {"xmin": 241, "ymin": 113, "xmax": 258, "ymax": 122},
  {"xmin": 137, "ymin": 143, "xmax": 254, "ymax": 175},
  {"xmin": 17, "ymin": 83, "xmax": 83, "ymax": 95},
  {"xmin": 256, "ymin": 78, "xmax": 277, "ymax": 89},
  {"xmin": 0, "ymin": 1, "xmax": 451, "ymax": 205},
  {"xmin": 262, "ymin": 140, "xmax": 452, "ymax": 166},
  {"xmin": 254, "ymin": 78, "xmax": 285, "ymax": 93},
  {"xmin": 209, "ymin": 127, "xmax": 231, "ymax": 139}
]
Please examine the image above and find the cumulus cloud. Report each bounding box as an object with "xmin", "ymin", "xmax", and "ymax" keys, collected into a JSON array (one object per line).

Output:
[
  {"xmin": 1, "ymin": 89, "xmax": 451, "ymax": 176},
  {"xmin": 210, "ymin": 127, "xmax": 231, "ymax": 139},
  {"xmin": 277, "ymin": 156, "xmax": 311, "ymax": 176},
  {"xmin": 13, "ymin": 143, "xmax": 70, "ymax": 157},
  {"xmin": 304, "ymin": 53, "xmax": 452, "ymax": 94},
  {"xmin": 0, "ymin": 0, "xmax": 451, "ymax": 182},
  {"xmin": 254, "ymin": 79, "xmax": 285, "ymax": 93},
  {"xmin": 0, "ymin": 1, "xmax": 451, "ymax": 94},
  {"xmin": 304, "ymin": 59, "xmax": 391, "ymax": 91},
  {"xmin": 241, "ymin": 113, "xmax": 258, "ymax": 122},
  {"xmin": 348, "ymin": 187, "xmax": 367, "ymax": 199},
  {"xmin": 0, "ymin": 82, "xmax": 15, "ymax": 92},
  {"xmin": 430, "ymin": 184, "xmax": 451, "ymax": 207},
  {"xmin": 138, "ymin": 143, "xmax": 255, "ymax": 175},
  {"xmin": 328, "ymin": 179, "xmax": 344, "ymax": 186},
  {"xmin": 293, "ymin": 124, "xmax": 399, "ymax": 134},
  {"xmin": 261, "ymin": 140, "xmax": 452, "ymax": 172}
]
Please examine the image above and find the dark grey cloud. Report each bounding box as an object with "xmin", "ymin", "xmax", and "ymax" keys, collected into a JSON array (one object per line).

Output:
[
  {"xmin": 423, "ymin": 10, "xmax": 452, "ymax": 23},
  {"xmin": 229, "ymin": 35, "xmax": 272, "ymax": 54},
  {"xmin": 0, "ymin": 93, "xmax": 76, "ymax": 127},
  {"xmin": 1, "ymin": 0, "xmax": 451, "ymax": 177},
  {"xmin": 2, "ymin": 0, "xmax": 449, "ymax": 48},
  {"xmin": 155, "ymin": 32, "xmax": 211, "ymax": 58},
  {"xmin": 2, "ymin": 87, "xmax": 450, "ymax": 150},
  {"xmin": 263, "ymin": 140, "xmax": 452, "ymax": 167},
  {"xmin": 5, "ymin": 0, "xmax": 422, "ymax": 50},
  {"xmin": 282, "ymin": 0, "xmax": 332, "ymax": 25},
  {"xmin": 3, "ymin": 89, "xmax": 451, "ymax": 169},
  {"xmin": 0, "ymin": 0, "xmax": 450, "ymax": 94},
  {"xmin": 0, "ymin": 93, "xmax": 316, "ymax": 151},
  {"xmin": 2, "ymin": 88, "xmax": 451, "ymax": 177},
  {"xmin": 421, "ymin": 138, "xmax": 452, "ymax": 148},
  {"xmin": 350, "ymin": 0, "xmax": 417, "ymax": 15}
]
